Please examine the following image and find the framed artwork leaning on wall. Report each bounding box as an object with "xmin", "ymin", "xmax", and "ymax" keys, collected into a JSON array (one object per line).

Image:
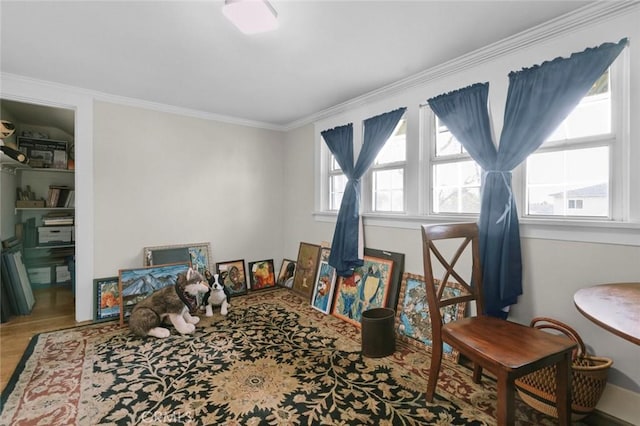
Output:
[
  {"xmin": 143, "ymin": 242, "xmax": 212, "ymax": 275},
  {"xmin": 277, "ymin": 259, "xmax": 296, "ymax": 288},
  {"xmin": 395, "ymin": 272, "xmax": 467, "ymax": 362},
  {"xmin": 311, "ymin": 247, "xmax": 337, "ymax": 314},
  {"xmin": 118, "ymin": 263, "xmax": 191, "ymax": 326},
  {"xmin": 215, "ymin": 259, "xmax": 248, "ymax": 296},
  {"xmin": 331, "ymin": 254, "xmax": 393, "ymax": 328},
  {"xmin": 94, "ymin": 276, "xmax": 120, "ymax": 322},
  {"xmin": 291, "ymin": 242, "xmax": 321, "ymax": 300},
  {"xmin": 248, "ymin": 259, "xmax": 276, "ymax": 291}
]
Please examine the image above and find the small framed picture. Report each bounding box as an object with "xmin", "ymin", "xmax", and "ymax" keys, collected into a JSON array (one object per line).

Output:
[
  {"xmin": 143, "ymin": 242, "xmax": 212, "ymax": 274},
  {"xmin": 277, "ymin": 259, "xmax": 296, "ymax": 288},
  {"xmin": 215, "ymin": 259, "xmax": 248, "ymax": 296},
  {"xmin": 248, "ymin": 259, "xmax": 276, "ymax": 291},
  {"xmin": 94, "ymin": 276, "xmax": 120, "ymax": 322},
  {"xmin": 395, "ymin": 273, "xmax": 467, "ymax": 362},
  {"xmin": 292, "ymin": 242, "xmax": 321, "ymax": 300},
  {"xmin": 119, "ymin": 263, "xmax": 191, "ymax": 326},
  {"xmin": 331, "ymin": 254, "xmax": 394, "ymax": 328},
  {"xmin": 311, "ymin": 247, "xmax": 337, "ymax": 314}
]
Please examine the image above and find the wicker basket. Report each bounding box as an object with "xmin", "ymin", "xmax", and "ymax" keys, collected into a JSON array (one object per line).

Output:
[{"xmin": 515, "ymin": 317, "xmax": 613, "ymax": 421}]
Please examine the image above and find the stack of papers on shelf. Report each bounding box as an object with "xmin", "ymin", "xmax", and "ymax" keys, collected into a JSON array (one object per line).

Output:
[{"xmin": 42, "ymin": 212, "xmax": 74, "ymax": 226}]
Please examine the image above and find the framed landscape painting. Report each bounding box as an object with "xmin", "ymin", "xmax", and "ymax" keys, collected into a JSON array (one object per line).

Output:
[
  {"xmin": 143, "ymin": 242, "xmax": 212, "ymax": 274},
  {"xmin": 291, "ymin": 242, "xmax": 321, "ymax": 300},
  {"xmin": 310, "ymin": 247, "xmax": 337, "ymax": 314},
  {"xmin": 118, "ymin": 263, "xmax": 190, "ymax": 326},
  {"xmin": 277, "ymin": 259, "xmax": 296, "ymax": 288},
  {"xmin": 248, "ymin": 259, "xmax": 276, "ymax": 291},
  {"xmin": 215, "ymin": 259, "xmax": 248, "ymax": 296},
  {"xmin": 94, "ymin": 276, "xmax": 120, "ymax": 322},
  {"xmin": 331, "ymin": 254, "xmax": 393, "ymax": 328},
  {"xmin": 395, "ymin": 273, "xmax": 467, "ymax": 361}
]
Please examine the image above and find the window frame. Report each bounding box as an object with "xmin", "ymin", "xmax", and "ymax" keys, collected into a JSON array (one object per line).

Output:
[
  {"xmin": 518, "ymin": 57, "xmax": 626, "ymax": 222},
  {"xmin": 426, "ymin": 111, "xmax": 483, "ymax": 216},
  {"xmin": 366, "ymin": 116, "xmax": 408, "ymax": 214}
]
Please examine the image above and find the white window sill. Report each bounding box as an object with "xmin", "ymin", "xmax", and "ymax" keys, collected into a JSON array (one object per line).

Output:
[{"xmin": 312, "ymin": 211, "xmax": 640, "ymax": 246}]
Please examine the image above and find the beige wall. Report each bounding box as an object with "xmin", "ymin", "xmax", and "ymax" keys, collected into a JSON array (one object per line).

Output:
[{"xmin": 93, "ymin": 101, "xmax": 285, "ymax": 276}]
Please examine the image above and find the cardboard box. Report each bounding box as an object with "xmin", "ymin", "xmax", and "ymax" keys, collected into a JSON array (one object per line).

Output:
[
  {"xmin": 16, "ymin": 200, "xmax": 46, "ymax": 208},
  {"xmin": 38, "ymin": 226, "xmax": 73, "ymax": 244},
  {"xmin": 56, "ymin": 265, "xmax": 71, "ymax": 283},
  {"xmin": 28, "ymin": 266, "xmax": 52, "ymax": 285}
]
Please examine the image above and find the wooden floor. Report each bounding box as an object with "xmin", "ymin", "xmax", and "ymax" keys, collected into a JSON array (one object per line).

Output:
[{"xmin": 0, "ymin": 285, "xmax": 84, "ymax": 392}]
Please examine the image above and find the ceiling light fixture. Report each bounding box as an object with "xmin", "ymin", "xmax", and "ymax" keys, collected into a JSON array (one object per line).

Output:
[{"xmin": 222, "ymin": 0, "xmax": 278, "ymax": 35}]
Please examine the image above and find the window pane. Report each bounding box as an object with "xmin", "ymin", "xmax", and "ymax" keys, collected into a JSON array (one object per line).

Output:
[
  {"xmin": 373, "ymin": 169, "xmax": 404, "ymax": 212},
  {"xmin": 547, "ymin": 70, "xmax": 611, "ymax": 142},
  {"xmin": 432, "ymin": 161, "xmax": 481, "ymax": 213},
  {"xmin": 435, "ymin": 118, "xmax": 464, "ymax": 157},
  {"xmin": 526, "ymin": 146, "xmax": 609, "ymax": 217},
  {"xmin": 331, "ymin": 155, "xmax": 342, "ymax": 171},
  {"xmin": 375, "ymin": 118, "xmax": 406, "ymax": 165},
  {"xmin": 330, "ymin": 174, "xmax": 347, "ymax": 210}
]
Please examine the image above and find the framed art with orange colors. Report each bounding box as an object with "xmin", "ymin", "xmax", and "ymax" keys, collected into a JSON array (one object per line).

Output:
[
  {"xmin": 331, "ymin": 254, "xmax": 393, "ymax": 327},
  {"xmin": 248, "ymin": 259, "xmax": 276, "ymax": 291}
]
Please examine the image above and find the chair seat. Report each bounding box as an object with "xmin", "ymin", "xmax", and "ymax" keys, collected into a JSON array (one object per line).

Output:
[{"xmin": 443, "ymin": 316, "xmax": 576, "ymax": 373}]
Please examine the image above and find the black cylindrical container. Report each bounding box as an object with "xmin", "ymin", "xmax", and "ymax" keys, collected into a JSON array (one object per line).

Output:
[{"xmin": 361, "ymin": 307, "xmax": 396, "ymax": 358}]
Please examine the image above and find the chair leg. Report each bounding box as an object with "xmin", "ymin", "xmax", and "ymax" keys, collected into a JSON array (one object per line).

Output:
[
  {"xmin": 426, "ymin": 343, "xmax": 443, "ymax": 402},
  {"xmin": 555, "ymin": 352, "xmax": 572, "ymax": 426},
  {"xmin": 495, "ymin": 372, "xmax": 515, "ymax": 426}
]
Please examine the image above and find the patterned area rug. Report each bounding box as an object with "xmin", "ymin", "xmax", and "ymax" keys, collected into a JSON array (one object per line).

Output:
[{"xmin": 1, "ymin": 289, "xmax": 558, "ymax": 425}]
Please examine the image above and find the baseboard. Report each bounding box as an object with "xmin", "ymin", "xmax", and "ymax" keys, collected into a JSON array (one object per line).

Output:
[{"xmin": 592, "ymin": 384, "xmax": 640, "ymax": 425}]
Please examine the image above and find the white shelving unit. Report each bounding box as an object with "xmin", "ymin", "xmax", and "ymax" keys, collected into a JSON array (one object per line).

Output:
[{"xmin": 13, "ymin": 162, "xmax": 75, "ymax": 287}]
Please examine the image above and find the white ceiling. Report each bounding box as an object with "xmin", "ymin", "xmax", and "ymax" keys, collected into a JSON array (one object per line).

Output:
[{"xmin": 1, "ymin": 1, "xmax": 593, "ymax": 129}]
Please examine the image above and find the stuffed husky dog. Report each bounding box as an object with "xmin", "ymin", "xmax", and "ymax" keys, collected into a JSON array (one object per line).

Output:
[
  {"xmin": 129, "ymin": 267, "xmax": 210, "ymax": 338},
  {"xmin": 203, "ymin": 272, "xmax": 230, "ymax": 316}
]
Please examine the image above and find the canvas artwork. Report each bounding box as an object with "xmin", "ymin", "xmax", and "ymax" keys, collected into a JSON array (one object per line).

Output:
[
  {"xmin": 143, "ymin": 242, "xmax": 212, "ymax": 274},
  {"xmin": 248, "ymin": 259, "xmax": 276, "ymax": 291},
  {"xmin": 94, "ymin": 277, "xmax": 120, "ymax": 322},
  {"xmin": 276, "ymin": 259, "xmax": 296, "ymax": 288},
  {"xmin": 291, "ymin": 242, "xmax": 321, "ymax": 299},
  {"xmin": 364, "ymin": 248, "xmax": 405, "ymax": 312},
  {"xmin": 310, "ymin": 247, "xmax": 337, "ymax": 314},
  {"xmin": 118, "ymin": 263, "xmax": 191, "ymax": 326},
  {"xmin": 216, "ymin": 259, "xmax": 248, "ymax": 296},
  {"xmin": 395, "ymin": 273, "xmax": 467, "ymax": 361},
  {"xmin": 331, "ymin": 255, "xmax": 394, "ymax": 327}
]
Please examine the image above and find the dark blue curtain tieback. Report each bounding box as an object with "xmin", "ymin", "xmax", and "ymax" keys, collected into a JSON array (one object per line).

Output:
[{"xmin": 483, "ymin": 171, "xmax": 513, "ymax": 224}]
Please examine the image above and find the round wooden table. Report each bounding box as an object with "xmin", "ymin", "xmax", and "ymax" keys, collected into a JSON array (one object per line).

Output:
[{"xmin": 573, "ymin": 282, "xmax": 640, "ymax": 345}]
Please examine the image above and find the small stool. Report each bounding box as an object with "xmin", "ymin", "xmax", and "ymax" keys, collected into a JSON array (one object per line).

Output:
[{"xmin": 361, "ymin": 307, "xmax": 396, "ymax": 358}]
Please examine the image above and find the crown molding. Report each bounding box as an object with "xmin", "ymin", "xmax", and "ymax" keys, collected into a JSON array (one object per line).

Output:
[
  {"xmin": 284, "ymin": 1, "xmax": 639, "ymax": 131},
  {"xmin": 1, "ymin": 73, "xmax": 285, "ymax": 132}
]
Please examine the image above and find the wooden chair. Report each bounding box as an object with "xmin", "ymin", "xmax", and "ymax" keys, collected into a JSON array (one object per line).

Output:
[{"xmin": 421, "ymin": 222, "xmax": 576, "ymax": 425}]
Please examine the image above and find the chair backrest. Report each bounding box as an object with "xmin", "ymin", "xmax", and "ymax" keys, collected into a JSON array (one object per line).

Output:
[{"xmin": 421, "ymin": 222, "xmax": 485, "ymax": 334}]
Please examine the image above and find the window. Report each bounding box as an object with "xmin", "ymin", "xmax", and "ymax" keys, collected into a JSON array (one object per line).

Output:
[
  {"xmin": 371, "ymin": 118, "xmax": 407, "ymax": 212},
  {"xmin": 328, "ymin": 155, "xmax": 346, "ymax": 211},
  {"xmin": 315, "ymin": 41, "xmax": 633, "ymax": 247},
  {"xmin": 525, "ymin": 69, "xmax": 613, "ymax": 218},
  {"xmin": 568, "ymin": 199, "xmax": 584, "ymax": 209},
  {"xmin": 430, "ymin": 116, "xmax": 481, "ymax": 214}
]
